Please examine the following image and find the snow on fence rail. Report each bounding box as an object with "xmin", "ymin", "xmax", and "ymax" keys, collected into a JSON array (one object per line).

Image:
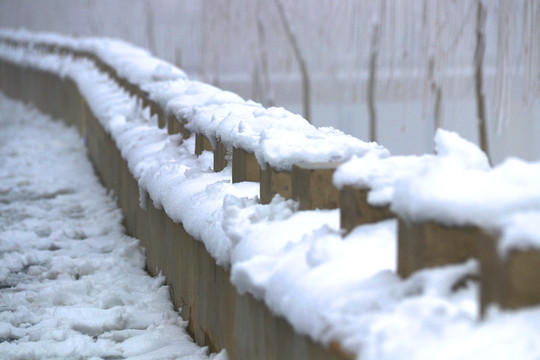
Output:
[{"xmin": 2, "ymin": 29, "xmax": 540, "ymax": 359}]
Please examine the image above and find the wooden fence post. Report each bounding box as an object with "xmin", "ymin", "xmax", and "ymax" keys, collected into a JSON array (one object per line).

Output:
[
  {"xmin": 167, "ymin": 114, "xmax": 191, "ymax": 139},
  {"xmin": 0, "ymin": 60, "xmax": 6, "ymax": 93},
  {"xmin": 214, "ymin": 140, "xmax": 228, "ymax": 172},
  {"xmin": 195, "ymin": 133, "xmax": 213, "ymax": 155},
  {"xmin": 63, "ymin": 78, "xmax": 79, "ymax": 128},
  {"xmin": 339, "ymin": 186, "xmax": 393, "ymax": 233},
  {"xmin": 397, "ymin": 219, "xmax": 487, "ymax": 278},
  {"xmin": 260, "ymin": 166, "xmax": 292, "ymax": 204},
  {"xmin": 150, "ymin": 100, "xmax": 166, "ymax": 128},
  {"xmin": 480, "ymin": 236, "xmax": 540, "ymax": 316},
  {"xmin": 232, "ymin": 147, "xmax": 260, "ymax": 183},
  {"xmin": 49, "ymin": 73, "xmax": 63, "ymax": 119},
  {"xmin": 292, "ymin": 162, "xmax": 341, "ymax": 210}
]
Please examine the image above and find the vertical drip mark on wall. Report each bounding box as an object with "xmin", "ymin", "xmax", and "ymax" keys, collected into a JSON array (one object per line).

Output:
[
  {"xmin": 273, "ymin": 0, "xmax": 311, "ymax": 123},
  {"xmin": 474, "ymin": 0, "xmax": 490, "ymax": 162},
  {"xmin": 368, "ymin": 0, "xmax": 385, "ymax": 143},
  {"xmin": 368, "ymin": 21, "xmax": 380, "ymax": 143}
]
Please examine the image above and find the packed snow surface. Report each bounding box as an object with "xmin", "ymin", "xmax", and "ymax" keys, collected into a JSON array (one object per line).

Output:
[
  {"xmin": 0, "ymin": 95, "xmax": 225, "ymax": 359},
  {"xmin": 2, "ymin": 34, "xmax": 540, "ymax": 359}
]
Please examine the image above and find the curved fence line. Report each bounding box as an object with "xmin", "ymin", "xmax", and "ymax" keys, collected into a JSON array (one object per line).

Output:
[{"xmin": 2, "ymin": 29, "xmax": 540, "ymax": 360}]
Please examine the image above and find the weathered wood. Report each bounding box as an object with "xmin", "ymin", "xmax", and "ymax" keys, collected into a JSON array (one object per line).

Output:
[
  {"xmin": 167, "ymin": 114, "xmax": 181, "ymax": 134},
  {"xmin": 292, "ymin": 162, "xmax": 341, "ymax": 210},
  {"xmin": 195, "ymin": 133, "xmax": 213, "ymax": 155},
  {"xmin": 150, "ymin": 100, "xmax": 166, "ymax": 128},
  {"xmin": 49, "ymin": 74, "xmax": 65, "ymax": 119},
  {"xmin": 480, "ymin": 236, "xmax": 540, "ymax": 315},
  {"xmin": 398, "ymin": 219, "xmax": 487, "ymax": 278},
  {"xmin": 64, "ymin": 78, "xmax": 84, "ymax": 129},
  {"xmin": 232, "ymin": 147, "xmax": 260, "ymax": 183},
  {"xmin": 167, "ymin": 113, "xmax": 190, "ymax": 139},
  {"xmin": 339, "ymin": 186, "xmax": 394, "ymax": 233},
  {"xmin": 503, "ymin": 251, "xmax": 540, "ymax": 308},
  {"xmin": 6, "ymin": 61, "xmax": 23, "ymax": 99},
  {"xmin": 22, "ymin": 66, "xmax": 33, "ymax": 105},
  {"xmin": 135, "ymin": 87, "xmax": 151, "ymax": 109},
  {"xmin": 214, "ymin": 140, "xmax": 228, "ymax": 172},
  {"xmin": 123, "ymin": 82, "xmax": 149, "ymax": 108},
  {"xmin": 479, "ymin": 233, "xmax": 502, "ymax": 316},
  {"xmin": 260, "ymin": 165, "xmax": 292, "ymax": 204},
  {"xmin": 0, "ymin": 60, "xmax": 7, "ymax": 94}
]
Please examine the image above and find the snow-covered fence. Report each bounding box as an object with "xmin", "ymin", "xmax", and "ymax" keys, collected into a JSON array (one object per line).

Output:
[
  {"xmin": 5, "ymin": 30, "xmax": 391, "ymax": 206},
  {"xmin": 396, "ymin": 221, "xmax": 488, "ymax": 279},
  {"xmin": 480, "ymin": 214, "xmax": 540, "ymax": 314},
  {"xmin": 292, "ymin": 162, "xmax": 342, "ymax": 211},
  {"xmin": 333, "ymin": 126, "xmax": 540, "ymax": 315},
  {"xmin": 3, "ymin": 28, "xmax": 540, "ymax": 359},
  {"xmin": 333, "ymin": 132, "xmax": 487, "ymax": 276},
  {"xmin": 339, "ymin": 186, "xmax": 394, "ymax": 234},
  {"xmin": 386, "ymin": 153, "xmax": 540, "ymax": 314},
  {"xmin": 0, "ymin": 30, "xmax": 362, "ymax": 360}
]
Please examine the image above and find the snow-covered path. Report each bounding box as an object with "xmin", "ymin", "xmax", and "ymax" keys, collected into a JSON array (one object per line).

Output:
[{"xmin": 0, "ymin": 94, "xmax": 223, "ymax": 360}]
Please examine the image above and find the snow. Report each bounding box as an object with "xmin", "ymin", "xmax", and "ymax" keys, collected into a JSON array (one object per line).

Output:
[
  {"xmin": 334, "ymin": 152, "xmax": 429, "ymax": 206},
  {"xmin": 497, "ymin": 211, "xmax": 540, "ymax": 256},
  {"xmin": 255, "ymin": 125, "xmax": 389, "ymax": 171},
  {"xmin": 391, "ymin": 155, "xmax": 540, "ymax": 228},
  {"xmin": 334, "ymin": 129, "xmax": 489, "ymax": 206},
  {"xmin": 3, "ymin": 32, "xmax": 540, "ymax": 360},
  {"xmin": 165, "ymin": 87, "xmax": 387, "ymax": 171},
  {"xmin": 334, "ymin": 127, "xmax": 540, "ymax": 255},
  {"xmin": 0, "ymin": 28, "xmax": 187, "ymax": 87},
  {"xmin": 0, "ymin": 29, "xmax": 390, "ymax": 172},
  {"xmin": 0, "ymin": 95, "xmax": 225, "ymax": 359},
  {"xmin": 220, "ymin": 194, "xmax": 540, "ymax": 360}
]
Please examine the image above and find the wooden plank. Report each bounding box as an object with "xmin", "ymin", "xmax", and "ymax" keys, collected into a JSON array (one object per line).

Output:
[
  {"xmin": 260, "ymin": 165, "xmax": 292, "ymax": 204},
  {"xmin": 214, "ymin": 140, "xmax": 228, "ymax": 172},
  {"xmin": 339, "ymin": 186, "xmax": 394, "ymax": 233},
  {"xmin": 232, "ymin": 147, "xmax": 260, "ymax": 183},
  {"xmin": 292, "ymin": 162, "xmax": 341, "ymax": 210},
  {"xmin": 195, "ymin": 133, "xmax": 214, "ymax": 155},
  {"xmin": 480, "ymin": 237, "xmax": 540, "ymax": 315},
  {"xmin": 398, "ymin": 219, "xmax": 487, "ymax": 278}
]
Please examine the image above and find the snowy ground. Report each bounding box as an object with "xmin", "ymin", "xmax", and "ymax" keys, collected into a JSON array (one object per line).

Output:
[{"xmin": 0, "ymin": 94, "xmax": 225, "ymax": 360}]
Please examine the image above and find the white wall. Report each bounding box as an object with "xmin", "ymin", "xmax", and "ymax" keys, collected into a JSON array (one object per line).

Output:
[{"xmin": 1, "ymin": 0, "xmax": 539, "ymax": 163}]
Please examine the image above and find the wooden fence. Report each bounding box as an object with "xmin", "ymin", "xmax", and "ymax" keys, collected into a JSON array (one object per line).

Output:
[{"xmin": 1, "ymin": 34, "xmax": 539, "ymax": 358}]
